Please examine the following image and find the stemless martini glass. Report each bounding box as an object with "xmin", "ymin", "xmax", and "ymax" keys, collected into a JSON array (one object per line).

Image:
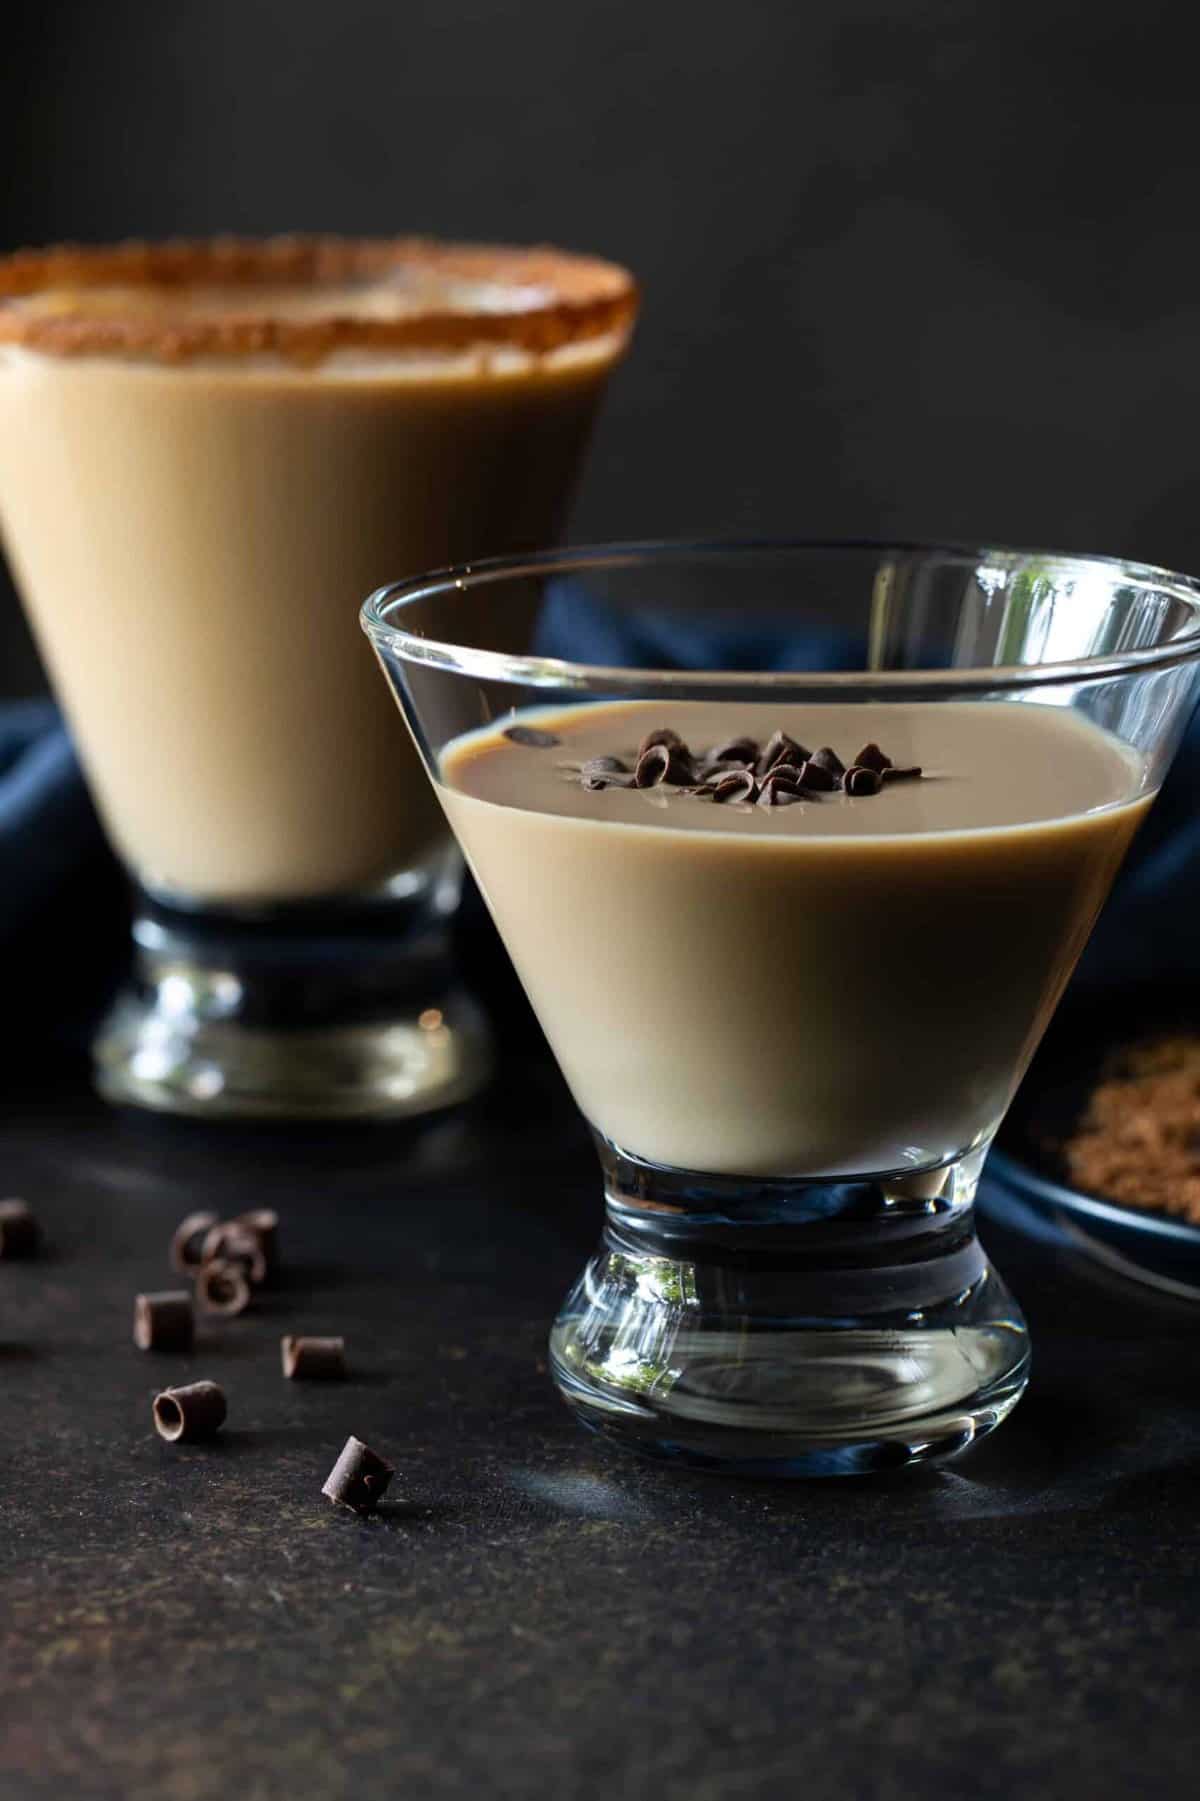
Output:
[
  {"xmin": 363, "ymin": 542, "xmax": 1200, "ymax": 1474},
  {"xmin": 0, "ymin": 237, "xmax": 636, "ymax": 1116}
]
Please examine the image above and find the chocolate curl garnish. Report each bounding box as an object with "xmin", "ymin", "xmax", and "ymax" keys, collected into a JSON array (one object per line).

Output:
[
  {"xmin": 503, "ymin": 726, "xmax": 560, "ymax": 748},
  {"xmin": 710, "ymin": 769, "xmax": 758, "ymax": 804},
  {"xmin": 882, "ymin": 765, "xmax": 922, "ymax": 782},
  {"xmin": 757, "ymin": 772, "xmax": 804, "ymax": 807},
  {"xmin": 637, "ymin": 727, "xmax": 688, "ymax": 758},
  {"xmin": 635, "ymin": 742, "xmax": 691, "ymax": 787},
  {"xmin": 758, "ymin": 730, "xmax": 811, "ymax": 777},
  {"xmin": 707, "ymin": 736, "xmax": 759, "ymax": 768},
  {"xmin": 581, "ymin": 755, "xmax": 635, "ymax": 791},
  {"xmin": 844, "ymin": 765, "xmax": 884, "ymax": 796},
  {"xmin": 809, "ymin": 746, "xmax": 845, "ymax": 782},
  {"xmin": 795, "ymin": 759, "xmax": 837, "ymax": 793}
]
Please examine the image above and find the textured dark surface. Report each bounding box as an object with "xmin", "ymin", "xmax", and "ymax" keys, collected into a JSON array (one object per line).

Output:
[{"xmin": 1, "ymin": 1054, "xmax": 1199, "ymax": 1801}]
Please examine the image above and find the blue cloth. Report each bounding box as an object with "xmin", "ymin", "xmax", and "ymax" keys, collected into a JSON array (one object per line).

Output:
[{"xmin": 0, "ymin": 701, "xmax": 110, "ymax": 941}]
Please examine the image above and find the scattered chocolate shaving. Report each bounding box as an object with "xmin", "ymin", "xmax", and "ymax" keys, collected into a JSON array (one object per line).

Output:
[
  {"xmin": 196, "ymin": 1260, "xmax": 253, "ymax": 1317},
  {"xmin": 201, "ymin": 1222, "xmax": 267, "ymax": 1287},
  {"xmin": 882, "ymin": 765, "xmax": 922, "ymax": 782},
  {"xmin": 153, "ymin": 1381, "xmax": 226, "ymax": 1444},
  {"xmin": 635, "ymin": 742, "xmax": 691, "ymax": 787},
  {"xmin": 711, "ymin": 770, "xmax": 758, "ymax": 804},
  {"xmin": 134, "ymin": 1291, "xmax": 194, "ymax": 1353},
  {"xmin": 169, "ymin": 1210, "xmax": 219, "ymax": 1275},
  {"xmin": 282, "ymin": 1335, "xmax": 347, "ymax": 1380},
  {"xmin": 853, "ymin": 742, "xmax": 892, "ymax": 774},
  {"xmin": 234, "ymin": 1208, "xmax": 280, "ymax": 1276},
  {"xmin": 810, "ymin": 746, "xmax": 845, "ymax": 780},
  {"xmin": 844, "ymin": 765, "xmax": 884, "ymax": 796},
  {"xmin": 0, "ymin": 1197, "xmax": 41, "ymax": 1259},
  {"xmin": 322, "ymin": 1435, "xmax": 394, "ymax": 1514},
  {"xmin": 503, "ymin": 725, "xmax": 560, "ymax": 748}
]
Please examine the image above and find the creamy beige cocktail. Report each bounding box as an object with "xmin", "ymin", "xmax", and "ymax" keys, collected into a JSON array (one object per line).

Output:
[
  {"xmin": 0, "ymin": 238, "xmax": 637, "ymax": 903},
  {"xmin": 441, "ymin": 699, "xmax": 1147, "ymax": 1176}
]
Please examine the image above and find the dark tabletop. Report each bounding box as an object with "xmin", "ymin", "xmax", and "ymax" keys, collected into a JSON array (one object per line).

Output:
[{"xmin": 1, "ymin": 1049, "xmax": 1198, "ymax": 1801}]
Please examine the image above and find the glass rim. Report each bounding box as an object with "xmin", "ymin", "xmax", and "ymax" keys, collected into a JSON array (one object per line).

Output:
[{"xmin": 360, "ymin": 537, "xmax": 1200, "ymax": 696}]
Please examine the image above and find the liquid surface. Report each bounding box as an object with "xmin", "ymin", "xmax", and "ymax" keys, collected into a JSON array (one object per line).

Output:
[
  {"xmin": 441, "ymin": 700, "xmax": 1148, "ymax": 1176},
  {"xmin": 0, "ymin": 345, "xmax": 622, "ymax": 901}
]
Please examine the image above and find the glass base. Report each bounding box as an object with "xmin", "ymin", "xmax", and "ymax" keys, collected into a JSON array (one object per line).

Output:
[
  {"xmin": 549, "ymin": 1141, "xmax": 1030, "ymax": 1476},
  {"xmin": 92, "ymin": 889, "xmax": 492, "ymax": 1119}
]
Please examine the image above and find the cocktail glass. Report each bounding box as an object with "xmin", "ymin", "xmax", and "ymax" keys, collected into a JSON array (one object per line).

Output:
[
  {"xmin": 363, "ymin": 541, "xmax": 1200, "ymax": 1473},
  {"xmin": 0, "ymin": 237, "xmax": 636, "ymax": 1115}
]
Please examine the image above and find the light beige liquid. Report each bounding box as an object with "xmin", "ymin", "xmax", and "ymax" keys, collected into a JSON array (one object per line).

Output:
[
  {"xmin": 442, "ymin": 701, "xmax": 1149, "ymax": 1176},
  {"xmin": 0, "ymin": 330, "xmax": 623, "ymax": 902}
]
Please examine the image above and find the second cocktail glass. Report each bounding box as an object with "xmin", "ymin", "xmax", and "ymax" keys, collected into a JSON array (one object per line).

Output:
[
  {"xmin": 0, "ymin": 236, "xmax": 637, "ymax": 1114},
  {"xmin": 363, "ymin": 541, "xmax": 1200, "ymax": 1474}
]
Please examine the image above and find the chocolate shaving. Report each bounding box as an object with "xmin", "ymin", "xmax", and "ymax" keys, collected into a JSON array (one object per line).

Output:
[
  {"xmin": 196, "ymin": 1259, "xmax": 253, "ymax": 1317},
  {"xmin": 281, "ymin": 1335, "xmax": 347, "ymax": 1380},
  {"xmin": 581, "ymin": 755, "xmax": 634, "ymax": 791},
  {"xmin": 322, "ymin": 1435, "xmax": 394, "ymax": 1515},
  {"xmin": 758, "ymin": 730, "xmax": 810, "ymax": 777},
  {"xmin": 711, "ymin": 770, "xmax": 758, "ymax": 804},
  {"xmin": 795, "ymin": 759, "xmax": 837, "ymax": 793},
  {"xmin": 169, "ymin": 1210, "xmax": 219, "ymax": 1275},
  {"xmin": 707, "ymin": 736, "xmax": 759, "ymax": 768},
  {"xmin": 844, "ymin": 765, "xmax": 884, "ymax": 796},
  {"xmin": 570, "ymin": 725, "xmax": 923, "ymax": 808},
  {"xmin": 153, "ymin": 1381, "xmax": 226, "ymax": 1444},
  {"xmin": 637, "ymin": 727, "xmax": 689, "ymax": 760},
  {"xmin": 134, "ymin": 1291, "xmax": 194, "ymax": 1353},
  {"xmin": 201, "ymin": 1222, "xmax": 267, "ymax": 1287},
  {"xmin": 757, "ymin": 775, "xmax": 804, "ymax": 807},
  {"xmin": 503, "ymin": 725, "xmax": 560, "ymax": 749},
  {"xmin": 635, "ymin": 742, "xmax": 691, "ymax": 787}
]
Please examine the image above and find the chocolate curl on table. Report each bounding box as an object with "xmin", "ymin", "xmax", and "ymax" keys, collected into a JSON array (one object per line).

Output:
[
  {"xmin": 281, "ymin": 1335, "xmax": 347, "ymax": 1380},
  {"xmin": 133, "ymin": 1290, "xmax": 195, "ymax": 1352},
  {"xmin": 153, "ymin": 1381, "xmax": 226, "ymax": 1443},
  {"xmin": 169, "ymin": 1210, "xmax": 219, "ymax": 1275},
  {"xmin": 322, "ymin": 1436, "xmax": 394, "ymax": 1514},
  {"xmin": 196, "ymin": 1260, "xmax": 253, "ymax": 1317}
]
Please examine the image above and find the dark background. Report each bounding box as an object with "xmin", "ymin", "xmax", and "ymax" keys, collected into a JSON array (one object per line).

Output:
[{"xmin": 3, "ymin": 0, "xmax": 1200, "ymax": 697}]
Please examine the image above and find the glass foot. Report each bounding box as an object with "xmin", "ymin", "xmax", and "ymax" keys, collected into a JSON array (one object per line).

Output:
[
  {"xmin": 92, "ymin": 892, "xmax": 492, "ymax": 1118},
  {"xmin": 549, "ymin": 1143, "xmax": 1030, "ymax": 1476}
]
